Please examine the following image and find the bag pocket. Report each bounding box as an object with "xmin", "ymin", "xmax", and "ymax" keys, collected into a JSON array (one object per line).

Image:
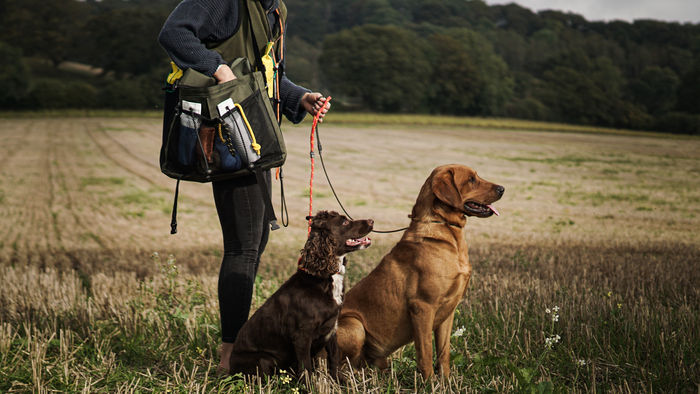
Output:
[
  {"xmin": 175, "ymin": 103, "xmax": 202, "ymax": 168},
  {"xmin": 218, "ymin": 98, "xmax": 261, "ymax": 165},
  {"xmin": 196, "ymin": 125, "xmax": 216, "ymax": 168},
  {"xmin": 238, "ymin": 88, "xmax": 285, "ymax": 166},
  {"xmin": 213, "ymin": 126, "xmax": 243, "ymax": 171}
]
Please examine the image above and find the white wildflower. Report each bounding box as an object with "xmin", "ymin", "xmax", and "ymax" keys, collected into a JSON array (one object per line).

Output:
[
  {"xmin": 553, "ymin": 306, "xmax": 560, "ymax": 313},
  {"xmin": 452, "ymin": 326, "xmax": 466, "ymax": 338},
  {"xmin": 545, "ymin": 334, "xmax": 561, "ymax": 349},
  {"xmin": 577, "ymin": 359, "xmax": 587, "ymax": 366},
  {"xmin": 552, "ymin": 313, "xmax": 559, "ymax": 322},
  {"xmin": 545, "ymin": 308, "xmax": 551, "ymax": 314}
]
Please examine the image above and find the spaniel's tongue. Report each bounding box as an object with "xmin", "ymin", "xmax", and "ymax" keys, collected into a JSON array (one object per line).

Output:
[{"xmin": 487, "ymin": 204, "xmax": 500, "ymax": 216}]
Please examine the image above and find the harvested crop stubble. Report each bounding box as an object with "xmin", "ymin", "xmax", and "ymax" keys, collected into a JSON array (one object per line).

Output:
[{"xmin": 0, "ymin": 116, "xmax": 698, "ymax": 391}]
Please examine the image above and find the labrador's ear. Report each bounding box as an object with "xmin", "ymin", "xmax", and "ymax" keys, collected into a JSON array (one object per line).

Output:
[{"xmin": 431, "ymin": 167, "xmax": 464, "ymax": 209}]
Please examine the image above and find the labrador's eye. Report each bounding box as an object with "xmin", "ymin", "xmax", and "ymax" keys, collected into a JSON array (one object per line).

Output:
[{"xmin": 343, "ymin": 220, "xmax": 350, "ymax": 226}]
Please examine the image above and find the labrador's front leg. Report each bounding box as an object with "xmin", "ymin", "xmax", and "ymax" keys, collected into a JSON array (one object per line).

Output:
[
  {"xmin": 408, "ymin": 300, "xmax": 436, "ymax": 378},
  {"xmin": 434, "ymin": 312, "xmax": 456, "ymax": 377}
]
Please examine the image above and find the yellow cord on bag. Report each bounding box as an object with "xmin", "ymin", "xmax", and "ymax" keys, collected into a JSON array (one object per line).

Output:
[
  {"xmin": 218, "ymin": 106, "xmax": 261, "ymax": 155},
  {"xmin": 217, "ymin": 124, "xmax": 226, "ymax": 143},
  {"xmin": 234, "ymin": 103, "xmax": 261, "ymax": 155}
]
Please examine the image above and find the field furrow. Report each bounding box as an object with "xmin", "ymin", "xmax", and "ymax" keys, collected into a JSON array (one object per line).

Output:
[{"xmin": 52, "ymin": 122, "xmax": 107, "ymax": 250}]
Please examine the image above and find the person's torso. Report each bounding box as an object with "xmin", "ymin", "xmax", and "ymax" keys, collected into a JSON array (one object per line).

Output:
[{"xmin": 206, "ymin": 0, "xmax": 287, "ymax": 69}]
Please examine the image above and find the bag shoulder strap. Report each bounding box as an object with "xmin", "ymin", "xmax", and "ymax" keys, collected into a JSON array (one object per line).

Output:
[
  {"xmin": 243, "ymin": 0, "xmax": 271, "ymax": 72},
  {"xmin": 253, "ymin": 166, "xmax": 280, "ymax": 231},
  {"xmin": 170, "ymin": 179, "xmax": 180, "ymax": 234}
]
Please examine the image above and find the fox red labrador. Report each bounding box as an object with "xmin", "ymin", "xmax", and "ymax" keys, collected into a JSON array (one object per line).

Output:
[{"xmin": 337, "ymin": 164, "xmax": 503, "ymax": 378}]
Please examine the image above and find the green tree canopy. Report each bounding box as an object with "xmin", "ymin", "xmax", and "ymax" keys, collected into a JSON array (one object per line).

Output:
[
  {"xmin": 320, "ymin": 25, "xmax": 431, "ymax": 112},
  {"xmin": 443, "ymin": 28, "xmax": 514, "ymax": 115},
  {"xmin": 0, "ymin": 0, "xmax": 86, "ymax": 65},
  {"xmin": 0, "ymin": 42, "xmax": 30, "ymax": 106},
  {"xmin": 628, "ymin": 66, "xmax": 680, "ymax": 114}
]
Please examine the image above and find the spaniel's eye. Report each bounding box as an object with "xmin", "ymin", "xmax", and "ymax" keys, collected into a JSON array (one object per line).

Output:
[
  {"xmin": 469, "ymin": 176, "xmax": 476, "ymax": 183},
  {"xmin": 342, "ymin": 220, "xmax": 350, "ymax": 226}
]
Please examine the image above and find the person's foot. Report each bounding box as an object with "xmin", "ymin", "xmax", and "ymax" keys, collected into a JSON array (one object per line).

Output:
[{"xmin": 217, "ymin": 342, "xmax": 234, "ymax": 375}]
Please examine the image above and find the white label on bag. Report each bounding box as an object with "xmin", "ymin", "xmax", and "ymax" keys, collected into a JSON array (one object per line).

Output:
[
  {"xmin": 217, "ymin": 98, "xmax": 235, "ymax": 117},
  {"xmin": 182, "ymin": 100, "xmax": 202, "ymax": 115}
]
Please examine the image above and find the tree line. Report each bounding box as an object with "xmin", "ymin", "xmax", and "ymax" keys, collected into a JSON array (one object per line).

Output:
[{"xmin": 1, "ymin": 0, "xmax": 699, "ymax": 134}]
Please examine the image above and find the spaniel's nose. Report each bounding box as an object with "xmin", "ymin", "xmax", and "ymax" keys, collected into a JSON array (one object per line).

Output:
[
  {"xmin": 495, "ymin": 185, "xmax": 505, "ymax": 197},
  {"xmin": 367, "ymin": 219, "xmax": 375, "ymax": 227}
]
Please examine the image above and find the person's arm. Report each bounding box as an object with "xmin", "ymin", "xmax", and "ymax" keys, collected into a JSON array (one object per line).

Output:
[
  {"xmin": 158, "ymin": 0, "xmax": 238, "ymax": 79},
  {"xmin": 279, "ymin": 75, "xmax": 311, "ymax": 124},
  {"xmin": 279, "ymin": 74, "xmax": 330, "ymax": 124}
]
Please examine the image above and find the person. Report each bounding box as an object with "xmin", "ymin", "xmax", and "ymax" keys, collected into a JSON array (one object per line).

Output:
[{"xmin": 158, "ymin": 0, "xmax": 329, "ymax": 372}]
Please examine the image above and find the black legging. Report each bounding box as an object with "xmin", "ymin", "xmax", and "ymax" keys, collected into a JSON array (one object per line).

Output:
[{"xmin": 212, "ymin": 171, "xmax": 271, "ymax": 343}]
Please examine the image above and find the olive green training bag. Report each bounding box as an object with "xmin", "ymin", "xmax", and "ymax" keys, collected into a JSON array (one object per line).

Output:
[
  {"xmin": 160, "ymin": 58, "xmax": 285, "ymax": 234},
  {"xmin": 160, "ymin": 58, "xmax": 285, "ymax": 182}
]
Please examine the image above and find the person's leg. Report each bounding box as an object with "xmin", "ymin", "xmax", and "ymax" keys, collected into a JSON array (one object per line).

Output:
[{"xmin": 212, "ymin": 171, "xmax": 271, "ymax": 371}]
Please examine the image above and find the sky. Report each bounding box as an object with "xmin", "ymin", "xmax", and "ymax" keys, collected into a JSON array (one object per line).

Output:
[{"xmin": 484, "ymin": 0, "xmax": 700, "ymax": 23}]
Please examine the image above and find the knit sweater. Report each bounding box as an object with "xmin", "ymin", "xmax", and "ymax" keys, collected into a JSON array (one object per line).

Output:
[{"xmin": 158, "ymin": 0, "xmax": 309, "ymax": 123}]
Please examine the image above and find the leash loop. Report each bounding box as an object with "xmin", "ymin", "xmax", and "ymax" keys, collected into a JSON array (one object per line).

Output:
[{"xmin": 308, "ymin": 96, "xmax": 332, "ymax": 235}]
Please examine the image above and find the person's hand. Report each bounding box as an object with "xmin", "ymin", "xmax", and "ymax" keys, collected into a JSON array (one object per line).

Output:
[
  {"xmin": 301, "ymin": 92, "xmax": 331, "ymax": 122},
  {"xmin": 214, "ymin": 64, "xmax": 236, "ymax": 84}
]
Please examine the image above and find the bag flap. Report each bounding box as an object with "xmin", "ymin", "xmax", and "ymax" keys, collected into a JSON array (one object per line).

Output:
[{"xmin": 180, "ymin": 68, "xmax": 217, "ymax": 88}]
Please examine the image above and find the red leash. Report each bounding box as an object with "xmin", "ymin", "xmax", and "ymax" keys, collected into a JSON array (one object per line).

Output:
[{"xmin": 308, "ymin": 96, "xmax": 332, "ymax": 235}]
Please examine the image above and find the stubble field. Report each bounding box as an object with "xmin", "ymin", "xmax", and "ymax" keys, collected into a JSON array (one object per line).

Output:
[{"xmin": 0, "ymin": 115, "xmax": 698, "ymax": 392}]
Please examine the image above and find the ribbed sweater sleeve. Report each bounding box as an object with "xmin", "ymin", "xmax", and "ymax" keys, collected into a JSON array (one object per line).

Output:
[
  {"xmin": 158, "ymin": 0, "xmax": 239, "ymax": 77},
  {"xmin": 279, "ymin": 75, "xmax": 310, "ymax": 124}
]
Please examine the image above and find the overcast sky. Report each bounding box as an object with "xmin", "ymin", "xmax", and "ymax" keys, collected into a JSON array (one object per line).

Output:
[{"xmin": 484, "ymin": 0, "xmax": 700, "ymax": 23}]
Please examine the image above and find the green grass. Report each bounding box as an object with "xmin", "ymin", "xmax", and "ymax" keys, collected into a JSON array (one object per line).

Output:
[
  {"xmin": 314, "ymin": 113, "xmax": 698, "ymax": 139},
  {"xmin": 2, "ymin": 110, "xmax": 698, "ymax": 139},
  {"xmin": 80, "ymin": 176, "xmax": 126, "ymax": 188},
  {"xmin": 502, "ymin": 154, "xmax": 636, "ymax": 166},
  {"xmin": 0, "ymin": 110, "xmax": 162, "ymax": 119},
  {"xmin": 1, "ymin": 244, "xmax": 697, "ymax": 392},
  {"xmin": 98, "ymin": 126, "xmax": 145, "ymax": 133}
]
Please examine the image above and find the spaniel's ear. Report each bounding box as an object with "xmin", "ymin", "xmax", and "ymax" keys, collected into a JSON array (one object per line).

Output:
[
  {"xmin": 309, "ymin": 210, "xmax": 334, "ymax": 229},
  {"xmin": 299, "ymin": 229, "xmax": 337, "ymax": 275},
  {"xmin": 431, "ymin": 167, "xmax": 464, "ymax": 209}
]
